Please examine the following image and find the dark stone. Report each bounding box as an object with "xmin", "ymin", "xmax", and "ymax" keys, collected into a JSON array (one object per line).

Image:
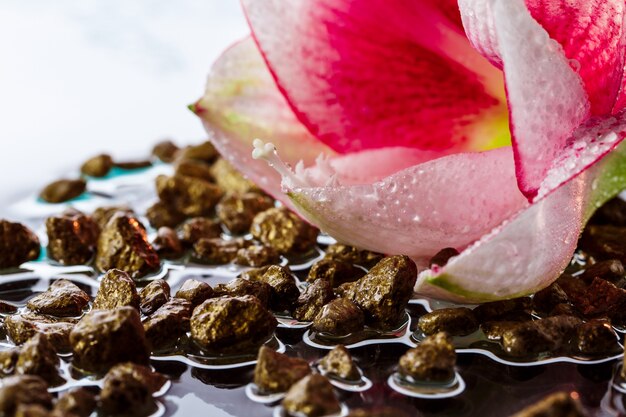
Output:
[
  {"xmin": 177, "ymin": 141, "xmax": 218, "ymax": 163},
  {"xmin": 152, "ymin": 139, "xmax": 180, "ymax": 163},
  {"xmin": 145, "ymin": 201, "xmax": 186, "ymax": 229},
  {"xmin": 174, "ymin": 158, "xmax": 214, "ymax": 182},
  {"xmin": 589, "ymin": 197, "xmax": 626, "ymax": 227},
  {"xmin": 473, "ymin": 298, "xmax": 532, "ymax": 322},
  {"xmin": 70, "ymin": 307, "xmax": 150, "ymax": 373},
  {"xmin": 306, "ymin": 258, "xmax": 365, "ymax": 288},
  {"xmin": 282, "ymin": 374, "xmax": 341, "ymax": 417},
  {"xmin": 580, "ymin": 225, "xmax": 626, "ymax": 263},
  {"xmin": 15, "ymin": 333, "xmax": 60, "ymax": 385},
  {"xmin": 92, "ymin": 205, "xmax": 134, "ymax": 230},
  {"xmin": 80, "ymin": 154, "xmax": 113, "ymax": 177},
  {"xmin": 312, "ymin": 298, "xmax": 365, "ymax": 336},
  {"xmin": 234, "ymin": 244, "xmax": 280, "ymax": 267},
  {"xmin": 429, "ymin": 247, "xmax": 459, "ymax": 268},
  {"xmin": 348, "ymin": 256, "xmax": 417, "ymax": 329},
  {"xmin": 533, "ymin": 282, "xmax": 571, "ymax": 314},
  {"xmin": 253, "ymin": 346, "xmax": 311, "ymax": 393},
  {"xmin": 250, "ymin": 265, "xmax": 300, "ymax": 312},
  {"xmin": 250, "ymin": 207, "xmax": 318, "ymax": 255},
  {"xmin": 324, "ymin": 244, "xmax": 383, "ymax": 267},
  {"xmin": 292, "ymin": 280, "xmax": 334, "ymax": 322},
  {"xmin": 54, "ymin": 387, "xmax": 96, "ymax": 417},
  {"xmin": 398, "ymin": 332, "xmax": 456, "ymax": 382},
  {"xmin": 190, "ymin": 296, "xmax": 277, "ymax": 353},
  {"xmin": 5, "ymin": 313, "xmax": 76, "ymax": 352},
  {"xmin": 93, "ymin": 269, "xmax": 140, "ymax": 310},
  {"xmin": 210, "ymin": 158, "xmax": 258, "ymax": 194},
  {"xmin": 213, "ymin": 278, "xmax": 272, "ymax": 308},
  {"xmin": 501, "ymin": 316, "xmax": 582, "ymax": 357},
  {"xmin": 418, "ymin": 308, "xmax": 479, "ymax": 336},
  {"xmin": 0, "ymin": 220, "xmax": 40, "ymax": 269},
  {"xmin": 319, "ymin": 345, "xmax": 359, "ymax": 381},
  {"xmin": 216, "ymin": 192, "xmax": 274, "ymax": 234},
  {"xmin": 192, "ymin": 238, "xmax": 249, "ymax": 264},
  {"xmin": 27, "ymin": 279, "xmax": 90, "ymax": 317},
  {"xmin": 179, "ymin": 217, "xmax": 221, "ymax": 246},
  {"xmin": 95, "ymin": 214, "xmax": 160, "ymax": 279},
  {"xmin": 576, "ymin": 320, "xmax": 618, "ymax": 354},
  {"xmin": 510, "ymin": 391, "xmax": 585, "ymax": 417},
  {"xmin": 0, "ymin": 347, "xmax": 20, "ymax": 376},
  {"xmin": 139, "ymin": 279, "xmax": 170, "ymax": 315},
  {"xmin": 580, "ymin": 259, "xmax": 625, "ymax": 285},
  {"xmin": 151, "ymin": 227, "xmax": 184, "ymax": 259},
  {"xmin": 114, "ymin": 160, "xmax": 152, "ymax": 170},
  {"xmin": 156, "ymin": 174, "xmax": 223, "ymax": 217},
  {"xmin": 99, "ymin": 362, "xmax": 167, "ymax": 417},
  {"xmin": 143, "ymin": 298, "xmax": 192, "ymax": 350},
  {"xmin": 39, "ymin": 179, "xmax": 86, "ymax": 203},
  {"xmin": 174, "ymin": 279, "xmax": 213, "ymax": 308},
  {"xmin": 0, "ymin": 375, "xmax": 52, "ymax": 416},
  {"xmin": 45, "ymin": 212, "xmax": 99, "ymax": 265},
  {"xmin": 569, "ymin": 277, "xmax": 626, "ymax": 323}
]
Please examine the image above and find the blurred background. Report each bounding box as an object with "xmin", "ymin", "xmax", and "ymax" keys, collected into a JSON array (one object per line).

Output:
[{"xmin": 0, "ymin": 0, "xmax": 248, "ymax": 202}]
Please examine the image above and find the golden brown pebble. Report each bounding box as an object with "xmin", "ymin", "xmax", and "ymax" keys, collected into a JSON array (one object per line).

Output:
[
  {"xmin": 253, "ymin": 346, "xmax": 311, "ymax": 393},
  {"xmin": 152, "ymin": 139, "xmax": 180, "ymax": 163},
  {"xmin": 251, "ymin": 207, "xmax": 319, "ymax": 255},
  {"xmin": 216, "ymin": 192, "xmax": 274, "ymax": 234},
  {"xmin": 5, "ymin": 313, "xmax": 77, "ymax": 352},
  {"xmin": 156, "ymin": 174, "xmax": 223, "ymax": 217},
  {"xmin": 39, "ymin": 179, "xmax": 86, "ymax": 203},
  {"xmin": 177, "ymin": 141, "xmax": 218, "ymax": 163},
  {"xmin": 0, "ymin": 375, "xmax": 53, "ymax": 416},
  {"xmin": 190, "ymin": 295, "xmax": 277, "ymax": 353},
  {"xmin": 319, "ymin": 345, "xmax": 360, "ymax": 381},
  {"xmin": 210, "ymin": 158, "xmax": 258, "ymax": 194},
  {"xmin": 398, "ymin": 332, "xmax": 456, "ymax": 382},
  {"xmin": 0, "ymin": 220, "xmax": 41, "ymax": 269},
  {"xmin": 80, "ymin": 153, "xmax": 113, "ymax": 177},
  {"xmin": 174, "ymin": 279, "xmax": 213, "ymax": 307},
  {"xmin": 509, "ymin": 391, "xmax": 585, "ymax": 417},
  {"xmin": 93, "ymin": 269, "xmax": 140, "ymax": 310},
  {"xmin": 45, "ymin": 211, "xmax": 99, "ymax": 265},
  {"xmin": 70, "ymin": 307, "xmax": 150, "ymax": 373},
  {"xmin": 27, "ymin": 279, "xmax": 90, "ymax": 317},
  {"xmin": 282, "ymin": 374, "xmax": 341, "ymax": 417},
  {"xmin": 94, "ymin": 213, "xmax": 160, "ymax": 279}
]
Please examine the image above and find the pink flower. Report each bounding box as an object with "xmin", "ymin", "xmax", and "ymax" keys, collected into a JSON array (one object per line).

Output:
[{"xmin": 191, "ymin": 0, "xmax": 626, "ymax": 302}]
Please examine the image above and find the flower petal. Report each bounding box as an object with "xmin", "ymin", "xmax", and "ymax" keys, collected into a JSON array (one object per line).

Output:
[
  {"xmin": 489, "ymin": 0, "xmax": 591, "ymax": 198},
  {"xmin": 191, "ymin": 37, "xmax": 335, "ymax": 201},
  {"xmin": 268, "ymin": 146, "xmax": 528, "ymax": 263},
  {"xmin": 417, "ymin": 137, "xmax": 626, "ymax": 303},
  {"xmin": 193, "ymin": 37, "xmax": 446, "ymax": 205},
  {"xmin": 242, "ymin": 0, "xmax": 507, "ymax": 154},
  {"xmin": 459, "ymin": 0, "xmax": 626, "ymax": 115}
]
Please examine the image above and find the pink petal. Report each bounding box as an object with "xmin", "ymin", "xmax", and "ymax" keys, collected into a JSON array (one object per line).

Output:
[
  {"xmin": 536, "ymin": 110, "xmax": 626, "ymax": 199},
  {"xmin": 192, "ymin": 37, "xmax": 335, "ymax": 202},
  {"xmin": 460, "ymin": 0, "xmax": 626, "ymax": 115},
  {"xmin": 279, "ymin": 147, "xmax": 528, "ymax": 263},
  {"xmin": 418, "ymin": 136, "xmax": 626, "ymax": 303},
  {"xmin": 526, "ymin": 0, "xmax": 626, "ymax": 116},
  {"xmin": 193, "ymin": 37, "xmax": 442, "ymax": 205},
  {"xmin": 490, "ymin": 0, "xmax": 591, "ymax": 198},
  {"xmin": 242, "ymin": 0, "xmax": 506, "ymax": 154},
  {"xmin": 312, "ymin": 147, "xmax": 450, "ymax": 186}
]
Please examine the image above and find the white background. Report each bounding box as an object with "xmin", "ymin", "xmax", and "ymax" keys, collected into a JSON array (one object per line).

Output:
[{"xmin": 0, "ymin": 0, "xmax": 248, "ymax": 203}]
